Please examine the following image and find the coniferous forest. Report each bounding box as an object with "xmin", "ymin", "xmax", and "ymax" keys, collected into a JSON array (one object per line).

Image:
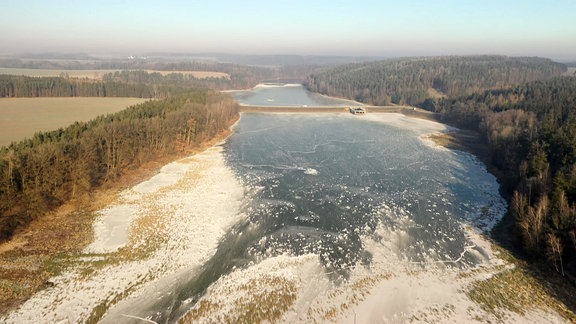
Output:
[
  {"xmin": 0, "ymin": 90, "xmax": 238, "ymax": 241},
  {"xmin": 304, "ymin": 55, "xmax": 566, "ymax": 106},
  {"xmin": 437, "ymin": 77, "xmax": 576, "ymax": 277},
  {"xmin": 0, "ymin": 75, "xmax": 164, "ymax": 98}
]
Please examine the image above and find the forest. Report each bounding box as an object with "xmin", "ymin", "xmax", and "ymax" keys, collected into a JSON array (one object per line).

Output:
[
  {"xmin": 0, "ymin": 90, "xmax": 239, "ymax": 241},
  {"xmin": 0, "ymin": 75, "xmax": 167, "ymax": 98},
  {"xmin": 435, "ymin": 76, "xmax": 576, "ymax": 278},
  {"xmin": 0, "ymin": 67, "xmax": 304, "ymax": 97},
  {"xmin": 304, "ymin": 55, "xmax": 566, "ymax": 106}
]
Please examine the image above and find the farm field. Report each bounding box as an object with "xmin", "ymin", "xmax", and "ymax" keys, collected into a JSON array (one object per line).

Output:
[
  {"xmin": 0, "ymin": 97, "xmax": 148, "ymax": 147},
  {"xmin": 0, "ymin": 68, "xmax": 230, "ymax": 79}
]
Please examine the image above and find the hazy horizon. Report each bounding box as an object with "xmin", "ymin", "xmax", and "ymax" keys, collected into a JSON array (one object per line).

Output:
[{"xmin": 1, "ymin": 0, "xmax": 575, "ymax": 61}]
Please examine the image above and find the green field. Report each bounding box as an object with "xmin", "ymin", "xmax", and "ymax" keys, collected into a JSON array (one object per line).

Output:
[
  {"xmin": 0, "ymin": 68, "xmax": 230, "ymax": 79},
  {"xmin": 0, "ymin": 97, "xmax": 148, "ymax": 147}
]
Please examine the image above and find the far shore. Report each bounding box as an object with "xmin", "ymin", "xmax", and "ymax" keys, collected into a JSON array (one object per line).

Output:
[
  {"xmin": 0, "ymin": 68, "xmax": 230, "ymax": 80},
  {"xmin": 237, "ymin": 104, "xmax": 438, "ymax": 118}
]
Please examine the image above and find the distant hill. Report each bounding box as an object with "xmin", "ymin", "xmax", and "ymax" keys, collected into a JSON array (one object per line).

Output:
[
  {"xmin": 304, "ymin": 55, "xmax": 567, "ymax": 106},
  {"xmin": 194, "ymin": 53, "xmax": 383, "ymax": 66},
  {"xmin": 0, "ymin": 53, "xmax": 380, "ymax": 89}
]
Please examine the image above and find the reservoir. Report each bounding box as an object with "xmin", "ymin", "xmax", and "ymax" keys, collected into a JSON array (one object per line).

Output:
[
  {"xmin": 228, "ymin": 83, "xmax": 362, "ymax": 107},
  {"xmin": 103, "ymin": 84, "xmax": 507, "ymax": 323}
]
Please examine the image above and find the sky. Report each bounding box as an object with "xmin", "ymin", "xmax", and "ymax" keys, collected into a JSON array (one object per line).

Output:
[{"xmin": 1, "ymin": 0, "xmax": 575, "ymax": 60}]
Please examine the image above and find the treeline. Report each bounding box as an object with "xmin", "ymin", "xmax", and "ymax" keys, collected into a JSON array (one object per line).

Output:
[
  {"xmin": 0, "ymin": 90, "xmax": 239, "ymax": 241},
  {"xmin": 438, "ymin": 76, "xmax": 576, "ymax": 277},
  {"xmin": 0, "ymin": 69, "xmax": 274, "ymax": 96},
  {"xmin": 0, "ymin": 58, "xmax": 284, "ymax": 91},
  {"xmin": 304, "ymin": 55, "xmax": 566, "ymax": 106},
  {"xmin": 101, "ymin": 70, "xmax": 233, "ymax": 91},
  {"xmin": 101, "ymin": 69, "xmax": 268, "ymax": 91},
  {"xmin": 0, "ymin": 75, "xmax": 174, "ymax": 98},
  {"xmin": 104, "ymin": 62, "xmax": 278, "ymax": 90}
]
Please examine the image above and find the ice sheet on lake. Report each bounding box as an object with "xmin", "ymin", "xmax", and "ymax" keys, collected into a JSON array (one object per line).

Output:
[{"xmin": 177, "ymin": 113, "xmax": 516, "ymax": 323}]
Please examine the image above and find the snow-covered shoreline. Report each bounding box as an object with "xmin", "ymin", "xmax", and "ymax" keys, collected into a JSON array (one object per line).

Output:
[{"xmin": 4, "ymin": 145, "xmax": 246, "ymax": 323}]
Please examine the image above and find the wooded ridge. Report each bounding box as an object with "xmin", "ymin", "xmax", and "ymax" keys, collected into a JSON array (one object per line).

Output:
[
  {"xmin": 304, "ymin": 55, "xmax": 566, "ymax": 106},
  {"xmin": 0, "ymin": 67, "xmax": 288, "ymax": 96},
  {"xmin": 437, "ymin": 76, "xmax": 576, "ymax": 278},
  {"xmin": 0, "ymin": 57, "xmax": 316, "ymax": 94},
  {"xmin": 0, "ymin": 75, "xmax": 170, "ymax": 98},
  {"xmin": 0, "ymin": 90, "xmax": 239, "ymax": 241}
]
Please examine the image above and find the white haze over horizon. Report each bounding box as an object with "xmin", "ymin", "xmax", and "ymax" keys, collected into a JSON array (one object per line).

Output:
[{"xmin": 1, "ymin": 0, "xmax": 575, "ymax": 61}]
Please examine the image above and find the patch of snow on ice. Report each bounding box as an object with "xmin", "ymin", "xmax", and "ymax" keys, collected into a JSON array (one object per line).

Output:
[
  {"xmin": 364, "ymin": 113, "xmax": 447, "ymax": 135},
  {"xmin": 85, "ymin": 204, "xmax": 139, "ymax": 253},
  {"xmin": 303, "ymin": 168, "xmax": 318, "ymax": 175}
]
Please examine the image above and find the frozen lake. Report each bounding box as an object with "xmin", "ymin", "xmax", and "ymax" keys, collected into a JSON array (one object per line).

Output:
[
  {"xmin": 101, "ymin": 84, "xmax": 507, "ymax": 323},
  {"xmin": 157, "ymin": 113, "xmax": 505, "ymax": 323},
  {"xmin": 228, "ymin": 83, "xmax": 361, "ymax": 107}
]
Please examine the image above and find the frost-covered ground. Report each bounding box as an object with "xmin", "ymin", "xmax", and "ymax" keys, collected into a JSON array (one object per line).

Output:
[
  {"xmin": 184, "ymin": 223, "xmax": 564, "ymax": 323},
  {"xmin": 4, "ymin": 113, "xmax": 568, "ymax": 324},
  {"xmin": 4, "ymin": 145, "xmax": 246, "ymax": 323}
]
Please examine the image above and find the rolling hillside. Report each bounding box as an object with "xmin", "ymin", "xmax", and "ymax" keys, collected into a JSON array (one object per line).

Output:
[{"xmin": 304, "ymin": 55, "xmax": 566, "ymax": 106}]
